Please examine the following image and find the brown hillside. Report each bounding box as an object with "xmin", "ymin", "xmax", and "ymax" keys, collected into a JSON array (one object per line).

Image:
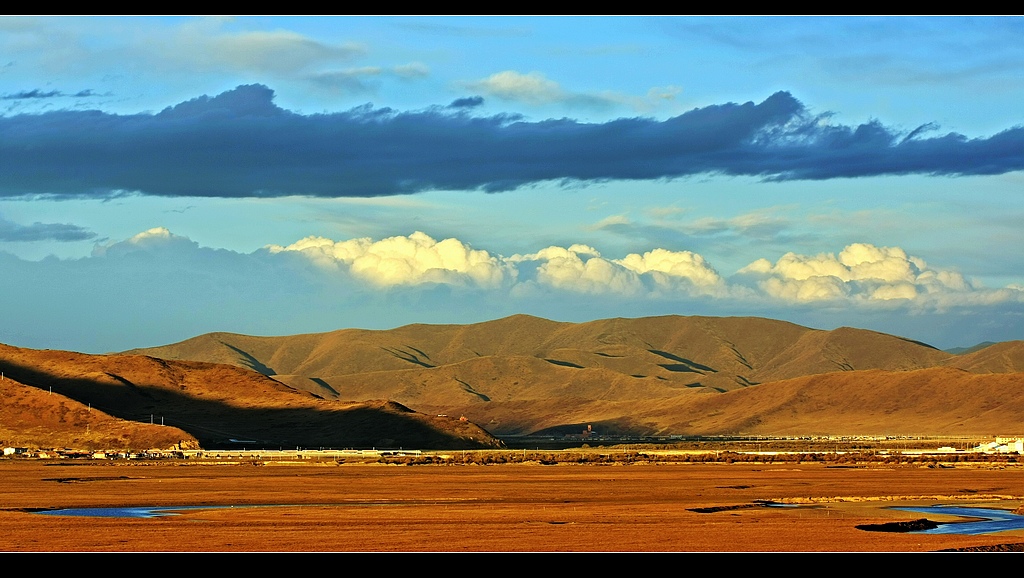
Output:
[
  {"xmin": 753, "ymin": 326, "xmax": 952, "ymax": 382},
  {"xmin": 0, "ymin": 344, "xmax": 500, "ymax": 450},
  {"xmin": 124, "ymin": 314, "xmax": 1017, "ymax": 437},
  {"xmin": 130, "ymin": 314, "xmax": 955, "ymax": 392},
  {"xmin": 273, "ymin": 354, "xmax": 716, "ymax": 435},
  {"xmin": 12, "ymin": 321, "xmax": 1024, "ymax": 439},
  {"xmin": 660, "ymin": 367, "xmax": 1024, "ymax": 436},
  {"xmin": 945, "ymin": 341, "xmax": 1024, "ymax": 373},
  {"xmin": 0, "ymin": 376, "xmax": 197, "ymax": 450}
]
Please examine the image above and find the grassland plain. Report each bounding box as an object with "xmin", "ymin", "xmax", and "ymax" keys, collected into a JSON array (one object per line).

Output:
[{"xmin": 3, "ymin": 458, "xmax": 1023, "ymax": 552}]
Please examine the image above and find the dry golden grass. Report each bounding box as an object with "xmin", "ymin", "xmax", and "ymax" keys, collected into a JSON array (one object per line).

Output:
[
  {"xmin": 125, "ymin": 315, "xmax": 1024, "ymax": 437},
  {"xmin": 0, "ymin": 344, "xmax": 500, "ymax": 450},
  {"xmin": 130, "ymin": 314, "xmax": 957, "ymax": 395},
  {"xmin": 949, "ymin": 341, "xmax": 1024, "ymax": 373},
  {"xmin": 3, "ymin": 460, "xmax": 1023, "ymax": 552},
  {"xmin": 0, "ymin": 376, "xmax": 197, "ymax": 450}
]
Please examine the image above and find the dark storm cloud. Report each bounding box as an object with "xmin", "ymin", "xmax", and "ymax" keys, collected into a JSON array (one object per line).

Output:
[
  {"xmin": 448, "ymin": 95, "xmax": 484, "ymax": 108},
  {"xmin": 0, "ymin": 217, "xmax": 96, "ymax": 242},
  {"xmin": 2, "ymin": 84, "xmax": 1023, "ymax": 199},
  {"xmin": 2, "ymin": 89, "xmax": 61, "ymax": 99},
  {"xmin": 2, "ymin": 88, "xmax": 100, "ymax": 100}
]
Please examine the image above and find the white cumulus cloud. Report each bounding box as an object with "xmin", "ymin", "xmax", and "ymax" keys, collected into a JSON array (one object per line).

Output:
[
  {"xmin": 266, "ymin": 231, "xmax": 513, "ymax": 289},
  {"xmin": 266, "ymin": 233, "xmax": 1024, "ymax": 309},
  {"xmin": 509, "ymin": 244, "xmax": 724, "ymax": 297},
  {"xmin": 91, "ymin": 226, "xmax": 199, "ymax": 257},
  {"xmin": 508, "ymin": 244, "xmax": 643, "ymax": 295},
  {"xmin": 617, "ymin": 248, "xmax": 726, "ymax": 296},
  {"xmin": 739, "ymin": 242, "xmax": 1024, "ymax": 307}
]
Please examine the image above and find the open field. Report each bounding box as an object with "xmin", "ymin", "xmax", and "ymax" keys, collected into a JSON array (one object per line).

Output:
[{"xmin": 3, "ymin": 459, "xmax": 1024, "ymax": 552}]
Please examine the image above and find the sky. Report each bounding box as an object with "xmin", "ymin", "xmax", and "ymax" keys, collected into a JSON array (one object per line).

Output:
[{"xmin": 2, "ymin": 16, "xmax": 1024, "ymax": 353}]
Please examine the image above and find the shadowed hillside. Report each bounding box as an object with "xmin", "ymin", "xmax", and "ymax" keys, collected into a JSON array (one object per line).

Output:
[
  {"xmin": 0, "ymin": 344, "xmax": 501, "ymax": 450},
  {"xmin": 0, "ymin": 375, "xmax": 198, "ymax": 451}
]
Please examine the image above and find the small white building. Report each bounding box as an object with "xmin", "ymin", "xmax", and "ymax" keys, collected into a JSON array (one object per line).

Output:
[{"xmin": 974, "ymin": 438, "xmax": 1024, "ymax": 454}]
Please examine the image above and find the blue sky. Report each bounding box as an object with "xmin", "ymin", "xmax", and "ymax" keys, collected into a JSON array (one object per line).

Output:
[{"xmin": 2, "ymin": 16, "xmax": 1024, "ymax": 352}]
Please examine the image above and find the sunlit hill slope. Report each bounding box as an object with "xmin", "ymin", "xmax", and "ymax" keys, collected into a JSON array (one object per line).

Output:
[
  {"xmin": 127, "ymin": 314, "xmax": 1024, "ymax": 437},
  {"xmin": 0, "ymin": 344, "xmax": 501, "ymax": 450}
]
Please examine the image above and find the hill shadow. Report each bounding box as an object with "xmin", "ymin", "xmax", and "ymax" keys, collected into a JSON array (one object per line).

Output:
[
  {"xmin": 382, "ymin": 346, "xmax": 435, "ymax": 368},
  {"xmin": 648, "ymin": 350, "xmax": 718, "ymax": 373},
  {"xmin": 221, "ymin": 342, "xmax": 276, "ymax": 376},
  {"xmin": 0, "ymin": 358, "xmax": 494, "ymax": 450},
  {"xmin": 454, "ymin": 377, "xmax": 490, "ymax": 402},
  {"xmin": 545, "ymin": 359, "xmax": 583, "ymax": 369},
  {"xmin": 309, "ymin": 377, "xmax": 340, "ymax": 397}
]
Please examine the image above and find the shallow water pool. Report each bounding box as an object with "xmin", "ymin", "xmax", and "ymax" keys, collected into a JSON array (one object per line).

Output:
[{"xmin": 892, "ymin": 505, "xmax": 1024, "ymax": 535}]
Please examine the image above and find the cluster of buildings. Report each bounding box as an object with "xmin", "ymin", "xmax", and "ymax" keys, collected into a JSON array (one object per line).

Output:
[
  {"xmin": 972, "ymin": 437, "xmax": 1024, "ymax": 454},
  {"xmin": 1, "ymin": 447, "xmax": 423, "ymax": 461},
  {"xmin": 2, "ymin": 447, "xmax": 184, "ymax": 460}
]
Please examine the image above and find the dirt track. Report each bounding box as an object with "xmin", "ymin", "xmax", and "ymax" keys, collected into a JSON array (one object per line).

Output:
[{"xmin": 3, "ymin": 461, "xmax": 1023, "ymax": 552}]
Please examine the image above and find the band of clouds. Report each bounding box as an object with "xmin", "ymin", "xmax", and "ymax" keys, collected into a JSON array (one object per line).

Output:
[
  {"xmin": 0, "ymin": 215, "xmax": 96, "ymax": 242},
  {"xmin": 171, "ymin": 27, "xmax": 367, "ymax": 76},
  {"xmin": 2, "ymin": 88, "xmax": 99, "ymax": 100},
  {"xmin": 4, "ymin": 225, "xmax": 1019, "ymax": 317},
  {"xmin": 3, "ymin": 84, "xmax": 1024, "ymax": 200},
  {"xmin": 7, "ymin": 227, "xmax": 1021, "ymax": 353},
  {"xmin": 306, "ymin": 62, "xmax": 430, "ymax": 94},
  {"xmin": 2, "ymin": 19, "xmax": 419, "ymax": 104},
  {"xmin": 258, "ymin": 230, "xmax": 1020, "ymax": 309},
  {"xmin": 462, "ymin": 70, "xmax": 681, "ymax": 112}
]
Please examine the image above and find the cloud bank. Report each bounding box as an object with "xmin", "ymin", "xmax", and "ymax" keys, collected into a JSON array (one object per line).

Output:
[
  {"xmin": 3, "ymin": 84, "xmax": 1023, "ymax": 199},
  {"xmin": 0, "ymin": 216, "xmax": 96, "ymax": 242},
  {"xmin": 738, "ymin": 243, "xmax": 1018, "ymax": 308},
  {"xmin": 5, "ymin": 228, "xmax": 1023, "ymax": 352},
  {"xmin": 266, "ymin": 233, "xmax": 729, "ymax": 298},
  {"xmin": 1, "ymin": 88, "xmax": 99, "ymax": 100},
  {"xmin": 464, "ymin": 70, "xmax": 681, "ymax": 113},
  {"xmin": 267, "ymin": 231, "xmax": 514, "ymax": 288},
  {"xmin": 247, "ymin": 230, "xmax": 1024, "ymax": 309}
]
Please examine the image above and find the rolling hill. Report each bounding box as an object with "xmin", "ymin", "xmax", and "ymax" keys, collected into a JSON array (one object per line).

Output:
[
  {"xmin": 0, "ymin": 344, "xmax": 501, "ymax": 450},
  {"xmin": 0, "ymin": 373, "xmax": 199, "ymax": 451},
  {"xmin": 122, "ymin": 314, "xmax": 1024, "ymax": 437},
  {"xmin": 945, "ymin": 341, "xmax": 1024, "ymax": 374},
  {"xmin": 128, "ymin": 314, "xmax": 955, "ymax": 392}
]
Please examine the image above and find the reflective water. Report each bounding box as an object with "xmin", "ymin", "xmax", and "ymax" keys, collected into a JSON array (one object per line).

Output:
[
  {"xmin": 892, "ymin": 505, "xmax": 1024, "ymax": 535},
  {"xmin": 34, "ymin": 503, "xmax": 1024, "ymax": 535},
  {"xmin": 36, "ymin": 505, "xmax": 236, "ymax": 518}
]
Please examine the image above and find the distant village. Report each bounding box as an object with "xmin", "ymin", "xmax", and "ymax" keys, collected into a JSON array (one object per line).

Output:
[
  {"xmin": 3, "ymin": 436, "xmax": 1023, "ymax": 462},
  {"xmin": 1, "ymin": 447, "xmax": 423, "ymax": 461}
]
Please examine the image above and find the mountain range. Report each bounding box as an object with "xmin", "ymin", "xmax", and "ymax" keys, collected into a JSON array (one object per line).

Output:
[
  {"xmin": 123, "ymin": 314, "xmax": 1024, "ymax": 438},
  {"xmin": 4, "ymin": 314, "xmax": 1023, "ymax": 450}
]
